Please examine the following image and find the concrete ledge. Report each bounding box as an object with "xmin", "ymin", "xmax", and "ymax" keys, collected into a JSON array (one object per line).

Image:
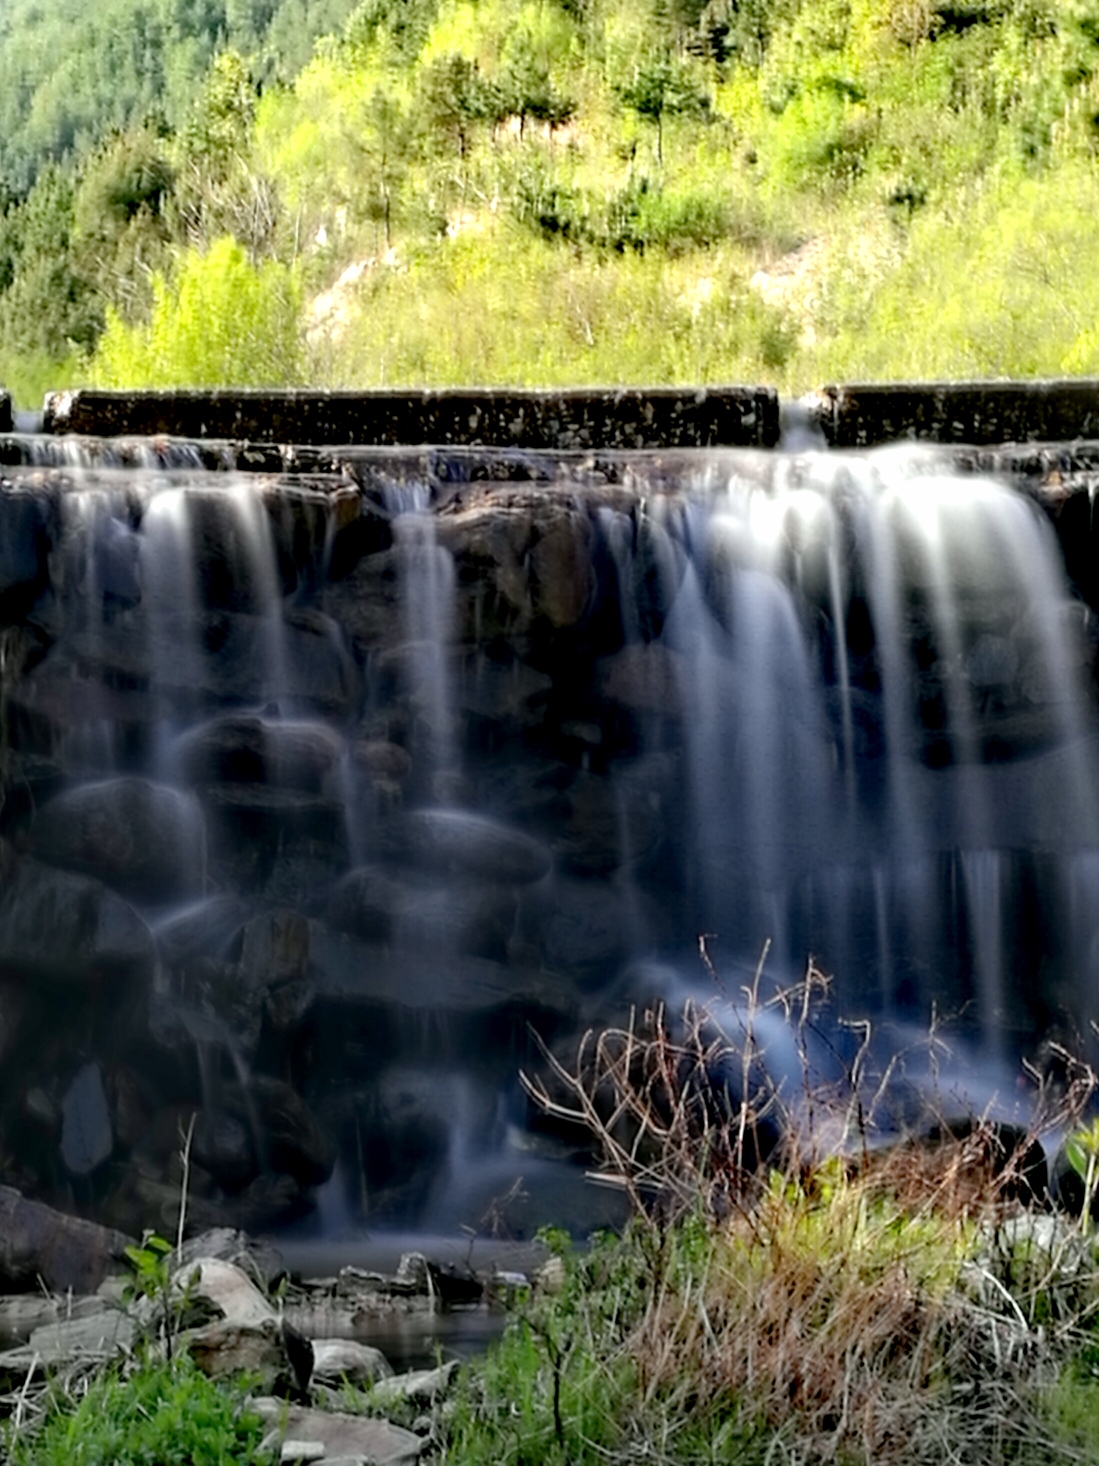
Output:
[
  {"xmin": 817, "ymin": 380, "xmax": 1099, "ymax": 447},
  {"xmin": 41, "ymin": 387, "xmax": 780, "ymax": 449},
  {"xmin": 0, "ymin": 392, "xmax": 11, "ymax": 434}
]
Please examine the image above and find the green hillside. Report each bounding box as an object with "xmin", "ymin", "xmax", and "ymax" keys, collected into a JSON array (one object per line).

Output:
[{"xmin": 4, "ymin": 0, "xmax": 1099, "ymax": 404}]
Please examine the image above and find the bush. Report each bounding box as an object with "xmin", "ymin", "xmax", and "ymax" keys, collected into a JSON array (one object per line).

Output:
[
  {"xmin": 439, "ymin": 975, "xmax": 1099, "ymax": 1465},
  {"xmin": 91, "ymin": 234, "xmax": 304, "ymax": 387},
  {"xmin": 5, "ymin": 1355, "xmax": 271, "ymax": 1466}
]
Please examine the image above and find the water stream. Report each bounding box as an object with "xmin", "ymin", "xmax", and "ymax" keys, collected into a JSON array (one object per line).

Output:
[{"xmin": 0, "ymin": 431, "xmax": 1096, "ymax": 1239}]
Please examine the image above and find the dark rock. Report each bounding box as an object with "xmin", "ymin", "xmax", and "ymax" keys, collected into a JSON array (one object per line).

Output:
[
  {"xmin": 453, "ymin": 651, "xmax": 553, "ymax": 727},
  {"xmin": 0, "ymin": 857, "xmax": 155, "ymax": 984},
  {"xmin": 351, "ymin": 740, "xmax": 412, "ymax": 785},
  {"xmin": 597, "ymin": 643, "xmax": 686, "ymax": 716},
  {"xmin": 322, "ymin": 868, "xmax": 398, "ymax": 944},
  {"xmin": 60, "ymin": 1062, "xmax": 113, "ymax": 1175},
  {"xmin": 395, "ymin": 809, "xmax": 551, "ymax": 885},
  {"xmin": 357, "ymin": 1068, "xmax": 457, "ymax": 1193},
  {"xmin": 306, "ymin": 924, "xmax": 577, "ymax": 1042},
  {"xmin": 174, "ymin": 1228, "xmax": 286, "ymax": 1291},
  {"xmin": 0, "ymin": 1186, "xmax": 133, "ymax": 1293},
  {"xmin": 0, "ymin": 982, "xmax": 26, "ymax": 1071},
  {"xmin": 518, "ymin": 876, "xmax": 635, "ymax": 983},
  {"xmin": 216, "ymin": 1077, "xmax": 336, "ymax": 1189},
  {"xmin": 28, "ymin": 777, "xmax": 207, "ymax": 903},
  {"xmin": 387, "ymin": 876, "xmax": 519, "ymax": 962},
  {"xmin": 238, "ymin": 909, "xmax": 311, "ymax": 987},
  {"xmin": 47, "ymin": 604, "xmax": 360, "ymax": 719},
  {"xmin": 519, "ymin": 769, "xmax": 659, "ymax": 876},
  {"xmin": 436, "ymin": 488, "xmax": 597, "ymax": 639},
  {"xmin": 191, "ymin": 1109, "xmax": 259, "ymax": 1190},
  {"xmin": 153, "ymin": 896, "xmax": 251, "ymax": 969},
  {"xmin": 320, "ymin": 546, "xmax": 402, "ymax": 655},
  {"xmin": 602, "ymin": 506, "xmax": 687, "ymax": 641},
  {"xmin": 175, "ymin": 715, "xmax": 344, "ymax": 794},
  {"xmin": 198, "ymin": 785, "xmax": 349, "ymax": 895},
  {"xmin": 229, "ymin": 1173, "xmax": 313, "ymax": 1233},
  {"xmin": 426, "ymin": 1260, "xmax": 483, "ymax": 1305},
  {"xmin": 326, "ymin": 498, "xmax": 394, "ymax": 579},
  {"xmin": 0, "ymin": 485, "xmax": 51, "ymax": 607}
]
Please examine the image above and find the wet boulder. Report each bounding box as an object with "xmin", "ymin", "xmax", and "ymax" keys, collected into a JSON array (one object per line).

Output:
[
  {"xmin": 190, "ymin": 1109, "xmax": 260, "ymax": 1191},
  {"xmin": 211, "ymin": 1077, "xmax": 336, "ymax": 1189},
  {"xmin": 453, "ymin": 650, "xmax": 553, "ymax": 730},
  {"xmin": 322, "ymin": 868, "xmax": 398, "ymax": 944},
  {"xmin": 60, "ymin": 1062, "xmax": 114, "ymax": 1176},
  {"xmin": 320, "ymin": 545, "xmax": 402, "ymax": 655},
  {"xmin": 394, "ymin": 809, "xmax": 551, "ymax": 885},
  {"xmin": 153, "ymin": 895, "xmax": 251, "ymax": 969},
  {"xmin": 516, "ymin": 768, "xmax": 660, "ymax": 876},
  {"xmin": 27, "ymin": 777, "xmax": 207, "ymax": 903},
  {"xmin": 0, "ymin": 856, "xmax": 155, "ymax": 985},
  {"xmin": 601, "ymin": 506, "xmax": 686, "ymax": 642},
  {"xmin": 517, "ymin": 875, "xmax": 636, "ymax": 985},
  {"xmin": 356, "ymin": 1067, "xmax": 465, "ymax": 1202},
  {"xmin": 0, "ymin": 485, "xmax": 52, "ymax": 608},
  {"xmin": 197, "ymin": 782, "xmax": 349, "ymax": 898},
  {"xmin": 149, "ymin": 908, "xmax": 315, "ymax": 1069},
  {"xmin": 435, "ymin": 487, "xmax": 597, "ymax": 639},
  {"xmin": 323, "ymin": 866, "xmax": 518, "ymax": 962},
  {"xmin": 597, "ymin": 643, "xmax": 687, "ymax": 717},
  {"xmin": 0, "ymin": 1186, "xmax": 133, "ymax": 1293},
  {"xmin": 175, "ymin": 715, "xmax": 344, "ymax": 794}
]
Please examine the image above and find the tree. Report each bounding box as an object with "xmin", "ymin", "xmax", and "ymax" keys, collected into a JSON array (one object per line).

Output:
[
  {"xmin": 498, "ymin": 33, "xmax": 575, "ymax": 133},
  {"xmin": 91, "ymin": 234, "xmax": 304, "ymax": 386},
  {"xmin": 417, "ymin": 51, "xmax": 494, "ymax": 160},
  {"xmin": 615, "ymin": 52, "xmax": 710, "ymax": 166},
  {"xmin": 349, "ymin": 87, "xmax": 416, "ymax": 249},
  {"xmin": 172, "ymin": 50, "xmax": 280, "ymax": 254}
]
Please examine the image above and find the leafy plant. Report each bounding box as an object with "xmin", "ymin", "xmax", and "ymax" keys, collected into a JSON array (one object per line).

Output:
[
  {"xmin": 90, "ymin": 234, "xmax": 304, "ymax": 388},
  {"xmin": 4, "ymin": 1356, "xmax": 273, "ymax": 1466}
]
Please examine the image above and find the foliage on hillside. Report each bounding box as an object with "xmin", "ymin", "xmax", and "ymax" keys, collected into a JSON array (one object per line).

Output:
[{"xmin": 5, "ymin": 0, "xmax": 1099, "ymax": 402}]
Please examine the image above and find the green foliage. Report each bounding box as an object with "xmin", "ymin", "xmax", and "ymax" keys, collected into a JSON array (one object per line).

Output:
[
  {"xmin": 309, "ymin": 223, "xmax": 795, "ymax": 388},
  {"xmin": 0, "ymin": 0, "xmax": 352, "ymax": 196},
  {"xmin": 8, "ymin": 0, "xmax": 1099, "ymax": 399},
  {"xmin": 123, "ymin": 1230, "xmax": 175, "ymax": 1305},
  {"xmin": 614, "ymin": 51, "xmax": 711, "ymax": 164},
  {"xmin": 4, "ymin": 1356, "xmax": 271, "ymax": 1466},
  {"xmin": 417, "ymin": 52, "xmax": 500, "ymax": 154},
  {"xmin": 806, "ymin": 163, "xmax": 1099, "ymax": 382},
  {"xmin": 439, "ymin": 1166, "xmax": 1099, "ymax": 1466},
  {"xmin": 0, "ymin": 164, "xmax": 103, "ymax": 375},
  {"xmin": 91, "ymin": 235, "xmax": 304, "ymax": 387}
]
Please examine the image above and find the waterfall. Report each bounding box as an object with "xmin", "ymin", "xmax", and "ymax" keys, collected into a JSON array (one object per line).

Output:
[{"xmin": 1, "ymin": 425, "xmax": 1098, "ymax": 1235}]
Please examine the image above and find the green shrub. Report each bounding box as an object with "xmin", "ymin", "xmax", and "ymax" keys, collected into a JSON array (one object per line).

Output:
[
  {"xmin": 5, "ymin": 1356, "xmax": 272, "ymax": 1466},
  {"xmin": 91, "ymin": 234, "xmax": 304, "ymax": 387}
]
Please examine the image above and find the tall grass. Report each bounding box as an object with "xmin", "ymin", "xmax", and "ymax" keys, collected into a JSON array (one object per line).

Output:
[{"xmin": 444, "ymin": 967, "xmax": 1099, "ymax": 1465}]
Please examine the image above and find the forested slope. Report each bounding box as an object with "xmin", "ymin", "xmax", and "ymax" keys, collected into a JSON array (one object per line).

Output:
[{"xmin": 4, "ymin": 0, "xmax": 1099, "ymax": 404}]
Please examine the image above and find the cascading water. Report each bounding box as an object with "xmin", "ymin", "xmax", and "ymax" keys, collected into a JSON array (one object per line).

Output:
[
  {"xmin": 0, "ymin": 427, "xmax": 1097, "ymax": 1241},
  {"xmin": 652, "ymin": 453, "xmax": 1099, "ymax": 1091}
]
